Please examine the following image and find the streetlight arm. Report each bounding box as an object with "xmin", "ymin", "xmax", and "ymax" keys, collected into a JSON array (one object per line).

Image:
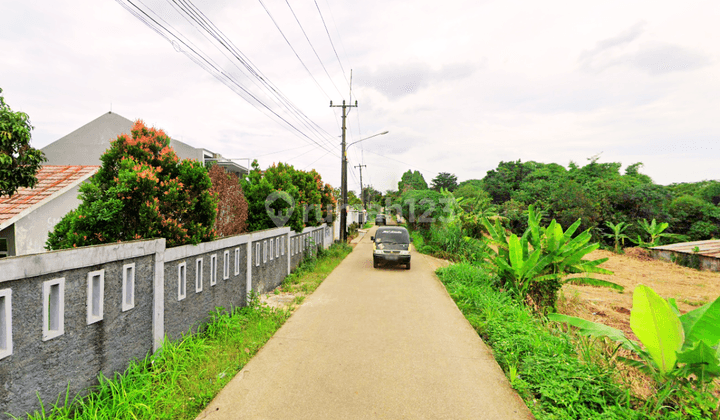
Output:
[{"xmin": 346, "ymin": 131, "xmax": 389, "ymax": 149}]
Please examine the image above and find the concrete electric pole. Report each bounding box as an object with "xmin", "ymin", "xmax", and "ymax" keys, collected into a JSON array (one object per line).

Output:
[
  {"xmin": 330, "ymin": 99, "xmax": 357, "ymax": 243},
  {"xmin": 355, "ymin": 164, "xmax": 367, "ymax": 210}
]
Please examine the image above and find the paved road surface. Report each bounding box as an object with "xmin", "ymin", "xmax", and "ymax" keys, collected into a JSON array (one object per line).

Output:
[{"xmin": 196, "ymin": 225, "xmax": 533, "ymax": 419}]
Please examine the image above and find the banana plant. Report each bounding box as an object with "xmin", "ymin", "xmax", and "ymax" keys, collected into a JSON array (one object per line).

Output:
[
  {"xmin": 491, "ymin": 233, "xmax": 550, "ymax": 299},
  {"xmin": 483, "ymin": 205, "xmax": 622, "ymax": 312},
  {"xmin": 550, "ymin": 285, "xmax": 720, "ymax": 384},
  {"xmin": 633, "ymin": 218, "xmax": 683, "ymax": 247},
  {"xmin": 603, "ymin": 221, "xmax": 632, "ymax": 253}
]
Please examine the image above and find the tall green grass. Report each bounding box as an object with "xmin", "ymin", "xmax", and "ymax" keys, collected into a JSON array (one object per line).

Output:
[
  {"xmin": 409, "ymin": 224, "xmax": 487, "ymax": 264},
  {"xmin": 16, "ymin": 299, "xmax": 288, "ymax": 420},
  {"xmin": 437, "ymin": 262, "xmax": 717, "ymax": 419},
  {"xmin": 437, "ymin": 263, "xmax": 643, "ymax": 419}
]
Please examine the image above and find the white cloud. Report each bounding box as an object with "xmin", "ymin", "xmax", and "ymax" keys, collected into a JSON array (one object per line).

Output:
[{"xmin": 1, "ymin": 0, "xmax": 719, "ymax": 194}]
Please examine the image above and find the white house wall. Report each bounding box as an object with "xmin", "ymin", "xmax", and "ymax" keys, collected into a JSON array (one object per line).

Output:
[{"xmin": 14, "ymin": 183, "xmax": 83, "ymax": 256}]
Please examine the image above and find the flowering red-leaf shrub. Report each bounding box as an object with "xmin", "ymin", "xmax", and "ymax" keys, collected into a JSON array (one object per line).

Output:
[
  {"xmin": 208, "ymin": 164, "xmax": 248, "ymax": 237},
  {"xmin": 46, "ymin": 120, "xmax": 217, "ymax": 250}
]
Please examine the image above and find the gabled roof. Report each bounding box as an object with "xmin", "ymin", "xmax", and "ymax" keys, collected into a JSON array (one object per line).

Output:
[
  {"xmin": 0, "ymin": 165, "xmax": 99, "ymax": 230},
  {"xmin": 41, "ymin": 111, "xmax": 204, "ymax": 165}
]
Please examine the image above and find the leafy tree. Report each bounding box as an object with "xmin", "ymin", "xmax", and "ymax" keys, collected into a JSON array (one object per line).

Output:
[
  {"xmin": 624, "ymin": 162, "xmax": 653, "ymax": 184},
  {"xmin": 668, "ymin": 195, "xmax": 720, "ymax": 241},
  {"xmin": 399, "ymin": 189, "xmax": 451, "ymax": 230},
  {"xmin": 457, "ymin": 179, "xmax": 483, "ymax": 190},
  {"xmin": 362, "ymin": 185, "xmax": 382, "ymax": 205},
  {"xmin": 567, "ymin": 156, "xmax": 622, "ymax": 185},
  {"xmin": 208, "ymin": 165, "xmax": 248, "ymax": 237},
  {"xmin": 46, "ymin": 120, "xmax": 216, "ymax": 249},
  {"xmin": 697, "ymin": 181, "xmax": 720, "ymax": 206},
  {"xmin": 347, "ymin": 190, "xmax": 362, "ymax": 206},
  {"xmin": 430, "ymin": 172, "xmax": 458, "ymax": 192},
  {"xmin": 482, "ymin": 160, "xmax": 534, "ymax": 204},
  {"xmin": 547, "ymin": 180, "xmax": 600, "ymax": 234},
  {"xmin": 240, "ymin": 161, "xmax": 334, "ymax": 233},
  {"xmin": 398, "ymin": 169, "xmax": 428, "ymax": 192},
  {"xmin": 0, "ymin": 88, "xmax": 46, "ymax": 197}
]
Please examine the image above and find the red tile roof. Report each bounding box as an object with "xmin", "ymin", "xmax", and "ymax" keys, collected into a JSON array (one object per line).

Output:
[{"xmin": 0, "ymin": 165, "xmax": 99, "ymax": 227}]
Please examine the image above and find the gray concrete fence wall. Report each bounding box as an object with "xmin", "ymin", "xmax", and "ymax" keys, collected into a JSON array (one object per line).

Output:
[{"xmin": 0, "ymin": 224, "xmax": 330, "ymax": 417}]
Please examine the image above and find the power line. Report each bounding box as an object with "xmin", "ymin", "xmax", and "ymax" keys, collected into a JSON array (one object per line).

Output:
[
  {"xmin": 303, "ymin": 147, "xmax": 335, "ymax": 170},
  {"xmin": 284, "ymin": 0, "xmax": 345, "ymax": 97},
  {"xmin": 117, "ymin": 0, "xmax": 340, "ymax": 156},
  {"xmin": 315, "ymin": 0, "xmax": 349, "ymax": 86},
  {"xmin": 173, "ymin": 0, "xmax": 340, "ymax": 153},
  {"xmin": 256, "ymin": 0, "xmax": 337, "ymax": 103}
]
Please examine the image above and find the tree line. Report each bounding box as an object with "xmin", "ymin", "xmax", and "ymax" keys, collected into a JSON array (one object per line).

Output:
[{"xmin": 377, "ymin": 160, "xmax": 718, "ymax": 248}]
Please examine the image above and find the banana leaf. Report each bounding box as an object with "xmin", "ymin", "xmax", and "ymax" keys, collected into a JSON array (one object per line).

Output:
[
  {"xmin": 566, "ymin": 277, "xmax": 624, "ymax": 291},
  {"xmin": 676, "ymin": 340, "xmax": 720, "ymax": 379},
  {"xmin": 679, "ymin": 296, "xmax": 720, "ymax": 350},
  {"xmin": 630, "ymin": 285, "xmax": 684, "ymax": 374},
  {"xmin": 548, "ymin": 313, "xmax": 639, "ymax": 353}
]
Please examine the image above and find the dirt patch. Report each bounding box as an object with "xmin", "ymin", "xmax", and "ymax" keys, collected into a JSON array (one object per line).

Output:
[
  {"xmin": 558, "ymin": 247, "xmax": 720, "ymax": 398},
  {"xmin": 561, "ymin": 247, "xmax": 720, "ymax": 332}
]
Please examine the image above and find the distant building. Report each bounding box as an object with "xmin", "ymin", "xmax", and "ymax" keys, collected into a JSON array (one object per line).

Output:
[
  {"xmin": 0, "ymin": 112, "xmax": 247, "ymax": 257},
  {"xmin": 0, "ymin": 166, "xmax": 98, "ymax": 257},
  {"xmin": 41, "ymin": 111, "xmax": 247, "ymax": 175}
]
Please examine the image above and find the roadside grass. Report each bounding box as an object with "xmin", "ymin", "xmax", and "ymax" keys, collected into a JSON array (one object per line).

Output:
[
  {"xmin": 437, "ymin": 263, "xmax": 643, "ymax": 419},
  {"xmin": 18, "ymin": 299, "xmax": 289, "ymax": 420},
  {"xmin": 409, "ymin": 225, "xmax": 487, "ymax": 264},
  {"xmin": 281, "ymin": 243, "xmax": 352, "ymax": 295},
  {"xmin": 417, "ymin": 222, "xmax": 717, "ymax": 419},
  {"xmin": 18, "ymin": 243, "xmax": 352, "ymax": 420}
]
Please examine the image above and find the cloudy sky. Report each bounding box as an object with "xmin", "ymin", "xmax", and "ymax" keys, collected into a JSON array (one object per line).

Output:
[{"xmin": 2, "ymin": 0, "xmax": 718, "ymax": 193}]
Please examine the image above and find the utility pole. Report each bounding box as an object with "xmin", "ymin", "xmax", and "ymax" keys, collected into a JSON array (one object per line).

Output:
[
  {"xmin": 330, "ymin": 99, "xmax": 357, "ymax": 243},
  {"xmin": 355, "ymin": 164, "xmax": 367, "ymax": 210}
]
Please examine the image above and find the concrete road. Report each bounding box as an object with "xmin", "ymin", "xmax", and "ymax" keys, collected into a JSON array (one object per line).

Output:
[{"xmin": 196, "ymin": 226, "xmax": 533, "ymax": 419}]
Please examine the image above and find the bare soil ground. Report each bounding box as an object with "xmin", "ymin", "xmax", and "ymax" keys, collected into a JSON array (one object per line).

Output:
[
  {"xmin": 558, "ymin": 247, "xmax": 720, "ymax": 399},
  {"xmin": 560, "ymin": 247, "xmax": 720, "ymax": 340}
]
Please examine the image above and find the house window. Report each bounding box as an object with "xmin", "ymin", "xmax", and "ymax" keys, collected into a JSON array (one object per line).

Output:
[
  {"xmin": 224, "ymin": 250, "xmax": 230, "ymax": 279},
  {"xmin": 263, "ymin": 241, "xmax": 267, "ymax": 263},
  {"xmin": 43, "ymin": 278, "xmax": 65, "ymax": 341},
  {"xmin": 0, "ymin": 289, "xmax": 12, "ymax": 360},
  {"xmin": 210, "ymin": 254, "xmax": 217, "ymax": 286},
  {"xmin": 281, "ymin": 236, "xmax": 285, "ymax": 256},
  {"xmin": 255, "ymin": 243, "xmax": 260, "ymax": 267},
  {"xmin": 87, "ymin": 270, "xmax": 104, "ymax": 325},
  {"xmin": 178, "ymin": 262, "xmax": 187, "ymax": 301},
  {"xmin": 276, "ymin": 237, "xmax": 280, "ymax": 258},
  {"xmin": 269, "ymin": 239, "xmax": 274, "ymax": 261},
  {"xmin": 234, "ymin": 247, "xmax": 240, "ymax": 275},
  {"xmin": 122, "ymin": 263, "xmax": 135, "ymax": 312},
  {"xmin": 196, "ymin": 258, "xmax": 203, "ymax": 293},
  {"xmin": 0, "ymin": 238, "xmax": 7, "ymax": 258}
]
